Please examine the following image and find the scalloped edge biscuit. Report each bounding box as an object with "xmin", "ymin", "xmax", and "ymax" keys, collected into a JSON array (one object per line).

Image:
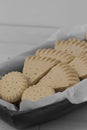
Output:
[
  {"xmin": 55, "ymin": 39, "xmax": 87, "ymax": 56},
  {"xmin": 38, "ymin": 62, "xmax": 80, "ymax": 91},
  {"xmin": 36, "ymin": 48, "xmax": 74, "ymax": 63},
  {"xmin": 69, "ymin": 54, "xmax": 87, "ymax": 79},
  {"xmin": 0, "ymin": 72, "xmax": 29, "ymax": 103},
  {"xmin": 23, "ymin": 56, "xmax": 59, "ymax": 85},
  {"xmin": 22, "ymin": 85, "xmax": 55, "ymax": 102}
]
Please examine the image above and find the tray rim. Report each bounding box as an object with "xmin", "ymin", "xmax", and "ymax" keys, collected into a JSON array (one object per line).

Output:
[{"xmin": 0, "ymin": 25, "xmax": 87, "ymax": 114}]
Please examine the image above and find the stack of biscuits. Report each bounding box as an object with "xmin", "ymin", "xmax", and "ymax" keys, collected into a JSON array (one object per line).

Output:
[{"xmin": 0, "ymin": 38, "xmax": 87, "ymax": 104}]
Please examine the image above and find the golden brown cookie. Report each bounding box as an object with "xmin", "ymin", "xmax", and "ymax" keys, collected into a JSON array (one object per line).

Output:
[
  {"xmin": 69, "ymin": 54, "xmax": 87, "ymax": 79},
  {"xmin": 38, "ymin": 62, "xmax": 80, "ymax": 91},
  {"xmin": 36, "ymin": 49, "xmax": 74, "ymax": 63},
  {"xmin": 22, "ymin": 85, "xmax": 55, "ymax": 102},
  {"xmin": 23, "ymin": 56, "xmax": 58, "ymax": 85},
  {"xmin": 55, "ymin": 39, "xmax": 87, "ymax": 56},
  {"xmin": 1, "ymin": 72, "xmax": 29, "ymax": 103}
]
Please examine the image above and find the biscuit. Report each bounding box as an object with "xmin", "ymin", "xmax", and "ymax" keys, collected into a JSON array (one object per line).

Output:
[
  {"xmin": 69, "ymin": 54, "xmax": 87, "ymax": 79},
  {"xmin": 23, "ymin": 56, "xmax": 58, "ymax": 85},
  {"xmin": 55, "ymin": 39, "xmax": 87, "ymax": 56},
  {"xmin": 38, "ymin": 62, "xmax": 80, "ymax": 91},
  {"xmin": 22, "ymin": 85, "xmax": 55, "ymax": 101},
  {"xmin": 36, "ymin": 49, "xmax": 74, "ymax": 63},
  {"xmin": 0, "ymin": 72, "xmax": 29, "ymax": 103}
]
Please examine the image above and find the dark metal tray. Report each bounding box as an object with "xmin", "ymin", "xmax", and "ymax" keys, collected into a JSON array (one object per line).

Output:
[
  {"xmin": 0, "ymin": 99, "xmax": 86, "ymax": 129},
  {"xmin": 0, "ymin": 41, "xmax": 86, "ymax": 129}
]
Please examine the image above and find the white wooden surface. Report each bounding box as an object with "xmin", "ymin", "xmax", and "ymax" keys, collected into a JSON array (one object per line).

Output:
[
  {"xmin": 0, "ymin": 25, "xmax": 87, "ymax": 130},
  {"xmin": 0, "ymin": 0, "xmax": 87, "ymax": 26},
  {"xmin": 0, "ymin": 25, "xmax": 57, "ymax": 63}
]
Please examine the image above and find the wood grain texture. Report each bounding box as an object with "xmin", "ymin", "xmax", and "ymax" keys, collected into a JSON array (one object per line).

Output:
[
  {"xmin": 0, "ymin": 25, "xmax": 57, "ymax": 43},
  {"xmin": 0, "ymin": 25, "xmax": 57, "ymax": 63}
]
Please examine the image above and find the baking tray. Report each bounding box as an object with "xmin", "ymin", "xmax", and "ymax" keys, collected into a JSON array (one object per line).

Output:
[
  {"xmin": 0, "ymin": 26, "xmax": 87, "ymax": 129},
  {"xmin": 0, "ymin": 99, "xmax": 86, "ymax": 129}
]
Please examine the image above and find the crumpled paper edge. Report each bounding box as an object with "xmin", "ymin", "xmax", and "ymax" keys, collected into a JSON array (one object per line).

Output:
[
  {"xmin": 0, "ymin": 24, "xmax": 87, "ymax": 111},
  {"xmin": 20, "ymin": 79, "xmax": 87, "ymax": 111}
]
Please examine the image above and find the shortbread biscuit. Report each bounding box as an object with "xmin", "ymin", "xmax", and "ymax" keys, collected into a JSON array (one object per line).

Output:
[
  {"xmin": 1, "ymin": 72, "xmax": 29, "ymax": 103},
  {"xmin": 22, "ymin": 85, "xmax": 55, "ymax": 101},
  {"xmin": 69, "ymin": 54, "xmax": 87, "ymax": 79},
  {"xmin": 38, "ymin": 63, "xmax": 80, "ymax": 91},
  {"xmin": 55, "ymin": 39, "xmax": 87, "ymax": 56},
  {"xmin": 23, "ymin": 56, "xmax": 58, "ymax": 85},
  {"xmin": 36, "ymin": 49, "xmax": 74, "ymax": 63}
]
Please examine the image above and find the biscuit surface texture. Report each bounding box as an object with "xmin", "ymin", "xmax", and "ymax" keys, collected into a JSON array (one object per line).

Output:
[
  {"xmin": 36, "ymin": 49, "xmax": 74, "ymax": 63},
  {"xmin": 23, "ymin": 56, "xmax": 58, "ymax": 85},
  {"xmin": 55, "ymin": 39, "xmax": 87, "ymax": 56},
  {"xmin": 39, "ymin": 63, "xmax": 80, "ymax": 90},
  {"xmin": 22, "ymin": 85, "xmax": 55, "ymax": 101},
  {"xmin": 69, "ymin": 54, "xmax": 87, "ymax": 79},
  {"xmin": 1, "ymin": 72, "xmax": 29, "ymax": 103}
]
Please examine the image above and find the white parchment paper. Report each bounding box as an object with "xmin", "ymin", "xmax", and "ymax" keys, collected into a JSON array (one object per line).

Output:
[{"xmin": 0, "ymin": 24, "xmax": 87, "ymax": 112}]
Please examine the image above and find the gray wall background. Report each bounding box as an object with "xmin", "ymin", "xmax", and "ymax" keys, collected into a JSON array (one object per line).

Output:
[{"xmin": 0, "ymin": 0, "xmax": 87, "ymax": 27}]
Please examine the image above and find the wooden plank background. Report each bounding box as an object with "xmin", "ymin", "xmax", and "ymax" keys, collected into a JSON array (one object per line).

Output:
[{"xmin": 0, "ymin": 25, "xmax": 57, "ymax": 63}]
